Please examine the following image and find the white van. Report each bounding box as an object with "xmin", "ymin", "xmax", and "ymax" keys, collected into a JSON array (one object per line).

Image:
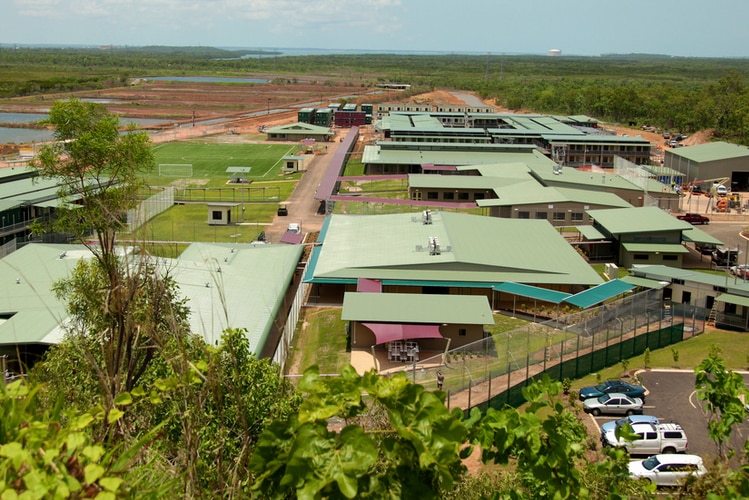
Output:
[{"xmin": 287, "ymin": 223, "xmax": 300, "ymax": 234}]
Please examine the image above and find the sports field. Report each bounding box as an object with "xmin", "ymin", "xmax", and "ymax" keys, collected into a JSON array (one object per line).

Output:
[{"xmin": 148, "ymin": 141, "xmax": 297, "ymax": 186}]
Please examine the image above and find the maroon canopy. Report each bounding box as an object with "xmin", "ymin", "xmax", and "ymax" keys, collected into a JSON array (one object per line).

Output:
[
  {"xmin": 362, "ymin": 323, "xmax": 444, "ymax": 345},
  {"xmin": 356, "ymin": 278, "xmax": 382, "ymax": 293}
]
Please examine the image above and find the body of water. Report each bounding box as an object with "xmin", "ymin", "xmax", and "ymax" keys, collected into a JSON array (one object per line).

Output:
[
  {"xmin": 0, "ymin": 112, "xmax": 48, "ymax": 124},
  {"xmin": 0, "ymin": 127, "xmax": 54, "ymax": 144}
]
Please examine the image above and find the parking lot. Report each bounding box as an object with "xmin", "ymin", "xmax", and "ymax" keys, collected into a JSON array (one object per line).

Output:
[{"xmin": 586, "ymin": 369, "xmax": 749, "ymax": 460}]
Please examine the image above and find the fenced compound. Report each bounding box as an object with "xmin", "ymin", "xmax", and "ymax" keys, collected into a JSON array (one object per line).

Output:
[{"xmin": 406, "ymin": 288, "xmax": 705, "ymax": 412}]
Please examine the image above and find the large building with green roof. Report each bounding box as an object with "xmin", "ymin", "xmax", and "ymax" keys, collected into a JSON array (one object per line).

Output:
[
  {"xmin": 664, "ymin": 141, "xmax": 749, "ymax": 191},
  {"xmin": 0, "ymin": 242, "xmax": 304, "ymax": 371},
  {"xmin": 584, "ymin": 206, "xmax": 707, "ymax": 268},
  {"xmin": 303, "ymin": 211, "xmax": 603, "ymax": 307},
  {"xmin": 374, "ymin": 111, "xmax": 653, "ymax": 167}
]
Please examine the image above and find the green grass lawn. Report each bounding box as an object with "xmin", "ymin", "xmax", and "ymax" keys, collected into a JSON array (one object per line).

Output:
[
  {"xmin": 124, "ymin": 204, "xmax": 273, "ymax": 243},
  {"xmin": 286, "ymin": 307, "xmax": 350, "ymax": 375},
  {"xmin": 570, "ymin": 329, "xmax": 749, "ymax": 392},
  {"xmin": 147, "ymin": 141, "xmax": 297, "ymax": 186}
]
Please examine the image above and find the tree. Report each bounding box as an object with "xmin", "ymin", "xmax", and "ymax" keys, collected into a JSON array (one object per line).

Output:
[
  {"xmin": 694, "ymin": 345, "xmax": 748, "ymax": 459},
  {"xmin": 31, "ymin": 99, "xmax": 169, "ymax": 432}
]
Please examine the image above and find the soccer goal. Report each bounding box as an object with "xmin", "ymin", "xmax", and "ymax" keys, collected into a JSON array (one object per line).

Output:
[{"xmin": 158, "ymin": 163, "xmax": 193, "ymax": 177}]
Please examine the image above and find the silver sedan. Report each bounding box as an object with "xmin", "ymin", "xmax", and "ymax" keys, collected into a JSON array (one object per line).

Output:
[{"xmin": 582, "ymin": 392, "xmax": 643, "ymax": 416}]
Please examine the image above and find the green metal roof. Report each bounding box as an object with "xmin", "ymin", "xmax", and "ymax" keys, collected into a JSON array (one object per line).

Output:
[
  {"xmin": 306, "ymin": 212, "xmax": 603, "ymax": 287},
  {"xmin": 621, "ymin": 242, "xmax": 689, "ymax": 254},
  {"xmin": 175, "ymin": 242, "xmax": 303, "ymax": 352},
  {"xmin": 629, "ymin": 265, "xmax": 749, "ymax": 293},
  {"xmin": 265, "ymin": 122, "xmax": 332, "ymax": 135},
  {"xmin": 681, "ymin": 227, "xmax": 724, "ymax": 245},
  {"xmin": 575, "ymin": 225, "xmax": 607, "ymax": 240},
  {"xmin": 563, "ymin": 279, "xmax": 635, "ymax": 308},
  {"xmin": 0, "ymin": 244, "xmax": 90, "ymax": 345},
  {"xmin": 362, "ymin": 143, "xmax": 539, "ymax": 167},
  {"xmin": 587, "ymin": 206, "xmax": 692, "ymax": 235},
  {"xmin": 0, "ymin": 242, "xmax": 303, "ymax": 356},
  {"xmin": 715, "ymin": 293, "xmax": 749, "ymax": 307},
  {"xmin": 530, "ymin": 164, "xmax": 647, "ymax": 192},
  {"xmin": 619, "ymin": 275, "xmax": 669, "ymax": 289},
  {"xmin": 668, "ymin": 141, "xmax": 749, "ymax": 163},
  {"xmin": 494, "ymin": 282, "xmax": 571, "ymax": 304},
  {"xmin": 341, "ymin": 292, "xmax": 494, "ymax": 325}
]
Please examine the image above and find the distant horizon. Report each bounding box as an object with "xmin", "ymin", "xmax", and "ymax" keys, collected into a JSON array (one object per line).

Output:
[
  {"xmin": 1, "ymin": 43, "xmax": 745, "ymax": 60},
  {"xmin": 6, "ymin": 0, "xmax": 749, "ymax": 59}
]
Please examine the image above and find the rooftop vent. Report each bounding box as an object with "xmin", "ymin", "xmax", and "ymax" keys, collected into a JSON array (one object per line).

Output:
[
  {"xmin": 428, "ymin": 236, "xmax": 441, "ymax": 256},
  {"xmin": 422, "ymin": 209, "xmax": 432, "ymax": 225}
]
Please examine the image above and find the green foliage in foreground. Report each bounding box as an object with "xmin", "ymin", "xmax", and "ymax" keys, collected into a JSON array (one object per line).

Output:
[{"xmin": 250, "ymin": 370, "xmax": 639, "ymax": 499}]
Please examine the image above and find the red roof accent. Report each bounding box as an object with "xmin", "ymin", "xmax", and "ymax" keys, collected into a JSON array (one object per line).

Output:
[
  {"xmin": 362, "ymin": 322, "xmax": 444, "ymax": 345},
  {"xmin": 356, "ymin": 278, "xmax": 382, "ymax": 293}
]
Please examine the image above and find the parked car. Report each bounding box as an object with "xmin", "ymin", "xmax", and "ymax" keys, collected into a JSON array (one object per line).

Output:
[
  {"xmin": 583, "ymin": 393, "xmax": 644, "ymax": 416},
  {"xmin": 277, "ymin": 204, "xmax": 288, "ymax": 216},
  {"xmin": 579, "ymin": 380, "xmax": 646, "ymax": 401},
  {"xmin": 729, "ymin": 264, "xmax": 749, "ymax": 278},
  {"xmin": 602, "ymin": 422, "xmax": 688, "ymax": 455},
  {"xmin": 628, "ymin": 454, "xmax": 706, "ymax": 487},
  {"xmin": 676, "ymin": 213, "xmax": 710, "ymax": 225},
  {"xmin": 600, "ymin": 414, "xmax": 660, "ymax": 435},
  {"xmin": 712, "ymin": 247, "xmax": 740, "ymax": 267},
  {"xmin": 694, "ymin": 242, "xmax": 717, "ymax": 255}
]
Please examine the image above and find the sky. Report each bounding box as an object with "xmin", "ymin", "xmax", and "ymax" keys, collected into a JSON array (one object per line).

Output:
[{"xmin": 4, "ymin": 0, "xmax": 749, "ymax": 58}]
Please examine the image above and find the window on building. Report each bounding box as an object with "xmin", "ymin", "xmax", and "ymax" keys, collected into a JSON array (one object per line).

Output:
[
  {"xmin": 517, "ymin": 211, "xmax": 530, "ymax": 219},
  {"xmin": 458, "ymin": 192, "xmax": 470, "ymax": 200},
  {"xmin": 211, "ymin": 211, "xmax": 222, "ymax": 220},
  {"xmin": 553, "ymin": 212, "xmax": 566, "ymax": 221},
  {"xmin": 633, "ymin": 254, "xmax": 649, "ymax": 260},
  {"xmin": 458, "ymin": 328, "xmax": 467, "ymax": 337},
  {"xmin": 570, "ymin": 212, "xmax": 584, "ymax": 222},
  {"xmin": 443, "ymin": 191, "xmax": 454, "ymax": 200},
  {"xmin": 663, "ymin": 255, "xmax": 678, "ymax": 261},
  {"xmin": 427, "ymin": 192, "xmax": 439, "ymax": 200},
  {"xmin": 474, "ymin": 192, "xmax": 485, "ymax": 200},
  {"xmin": 535, "ymin": 212, "xmax": 548, "ymax": 220}
]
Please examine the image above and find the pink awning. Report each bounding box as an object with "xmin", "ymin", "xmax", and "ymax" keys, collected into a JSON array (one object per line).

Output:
[
  {"xmin": 361, "ymin": 322, "xmax": 444, "ymax": 345},
  {"xmin": 356, "ymin": 278, "xmax": 382, "ymax": 293}
]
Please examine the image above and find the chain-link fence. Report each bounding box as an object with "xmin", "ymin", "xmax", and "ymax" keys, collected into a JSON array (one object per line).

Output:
[
  {"xmin": 405, "ymin": 288, "xmax": 705, "ymax": 411},
  {"xmin": 127, "ymin": 186, "xmax": 174, "ymax": 232}
]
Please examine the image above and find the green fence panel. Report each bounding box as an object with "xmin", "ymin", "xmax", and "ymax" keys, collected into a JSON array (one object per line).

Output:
[{"xmin": 479, "ymin": 323, "xmax": 685, "ymax": 413}]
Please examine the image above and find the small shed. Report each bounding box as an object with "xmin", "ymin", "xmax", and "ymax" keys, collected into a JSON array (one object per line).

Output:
[
  {"xmin": 207, "ymin": 203, "xmax": 239, "ymax": 225},
  {"xmin": 282, "ymin": 155, "xmax": 307, "ymax": 174}
]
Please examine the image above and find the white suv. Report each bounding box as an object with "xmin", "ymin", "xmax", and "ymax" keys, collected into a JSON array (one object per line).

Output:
[
  {"xmin": 602, "ymin": 422, "xmax": 688, "ymax": 455},
  {"xmin": 629, "ymin": 454, "xmax": 706, "ymax": 486}
]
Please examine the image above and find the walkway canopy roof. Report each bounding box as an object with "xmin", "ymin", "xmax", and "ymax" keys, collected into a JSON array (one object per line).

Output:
[
  {"xmin": 715, "ymin": 293, "xmax": 749, "ymax": 307},
  {"xmin": 680, "ymin": 227, "xmax": 724, "ymax": 245},
  {"xmin": 563, "ymin": 279, "xmax": 635, "ymax": 308},
  {"xmin": 494, "ymin": 282, "xmax": 571, "ymax": 304}
]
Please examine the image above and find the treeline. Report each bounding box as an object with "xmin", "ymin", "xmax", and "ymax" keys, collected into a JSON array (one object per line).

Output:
[{"xmin": 4, "ymin": 48, "xmax": 749, "ymax": 142}]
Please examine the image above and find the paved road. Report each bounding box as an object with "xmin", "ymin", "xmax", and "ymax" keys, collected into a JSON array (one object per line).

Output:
[{"xmin": 261, "ymin": 130, "xmax": 345, "ymax": 244}]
